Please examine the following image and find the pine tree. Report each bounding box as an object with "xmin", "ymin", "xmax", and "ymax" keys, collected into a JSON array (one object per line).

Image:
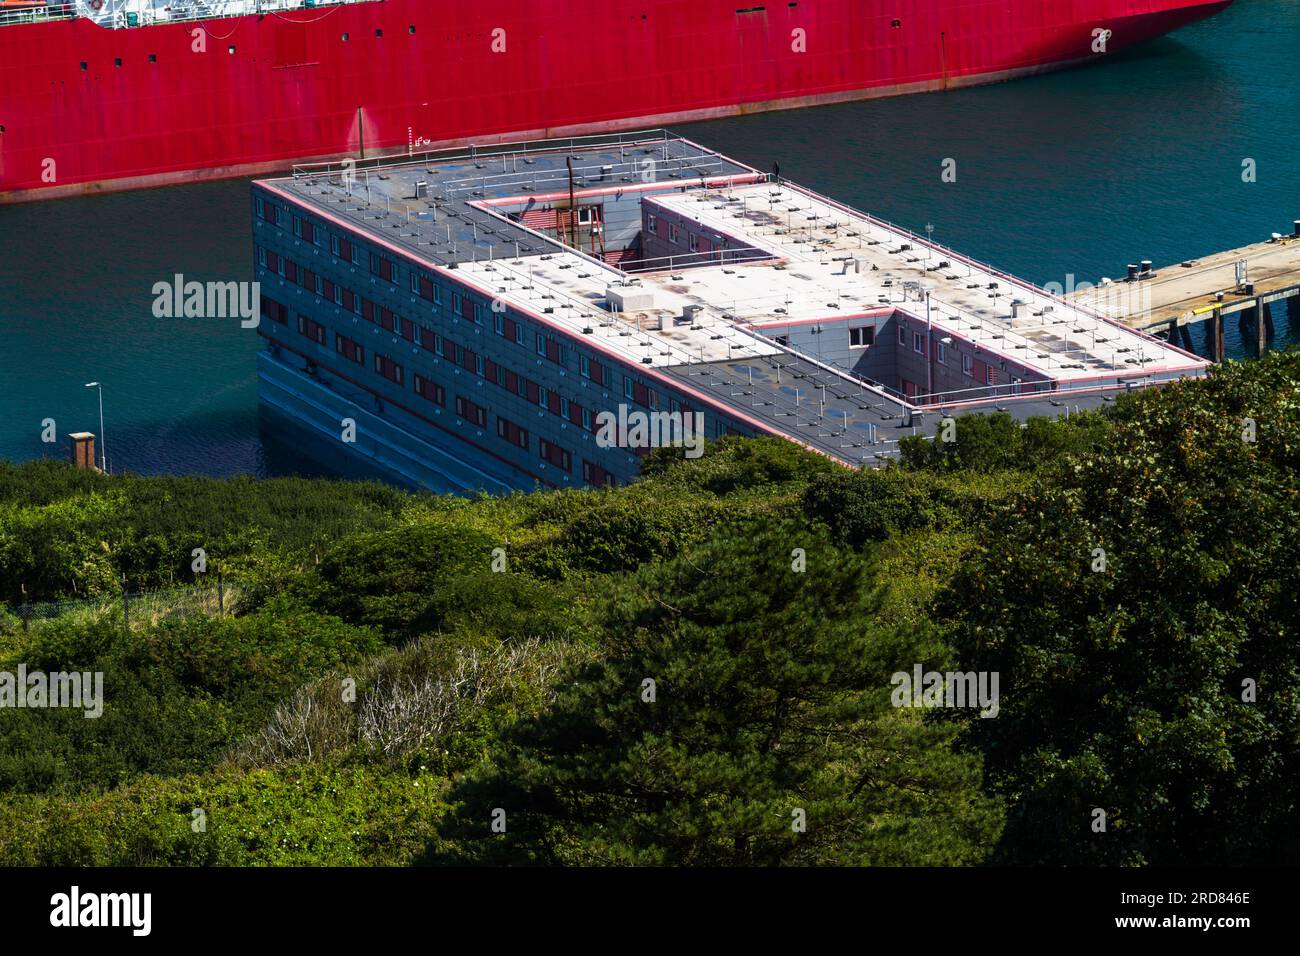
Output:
[{"xmin": 441, "ymin": 517, "xmax": 1003, "ymax": 865}]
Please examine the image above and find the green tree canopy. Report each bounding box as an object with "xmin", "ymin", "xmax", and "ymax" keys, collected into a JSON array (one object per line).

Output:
[
  {"xmin": 440, "ymin": 517, "xmax": 1002, "ymax": 865},
  {"xmin": 938, "ymin": 353, "xmax": 1300, "ymax": 864}
]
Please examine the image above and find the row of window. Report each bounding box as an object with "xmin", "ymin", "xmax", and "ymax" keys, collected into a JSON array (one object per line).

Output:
[
  {"xmin": 258, "ymin": 231, "xmax": 711, "ymax": 439},
  {"xmin": 274, "ymin": 292, "xmax": 615, "ymax": 454},
  {"xmin": 260, "ymin": 201, "xmax": 481, "ymax": 318},
  {"xmin": 271, "ymin": 305, "xmax": 712, "ymax": 485},
  {"xmin": 282, "ymin": 320, "xmax": 587, "ymax": 477},
  {"xmin": 459, "ymin": 392, "xmax": 613, "ymax": 483},
  {"xmin": 282, "ymin": 301, "xmax": 598, "ymax": 437},
  {"xmin": 452, "ymin": 396, "xmax": 577, "ymax": 477},
  {"xmin": 896, "ymin": 322, "xmax": 1012, "ymax": 386},
  {"xmin": 258, "ymin": 244, "xmax": 625, "ymax": 393},
  {"xmin": 645, "ymin": 212, "xmax": 723, "ymax": 255}
]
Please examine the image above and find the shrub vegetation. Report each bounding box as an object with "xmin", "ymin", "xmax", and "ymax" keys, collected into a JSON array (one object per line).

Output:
[{"xmin": 0, "ymin": 352, "xmax": 1295, "ymax": 865}]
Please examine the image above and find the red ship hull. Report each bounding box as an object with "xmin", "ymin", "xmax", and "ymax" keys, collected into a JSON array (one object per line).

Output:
[{"xmin": 0, "ymin": 0, "xmax": 1232, "ymax": 203}]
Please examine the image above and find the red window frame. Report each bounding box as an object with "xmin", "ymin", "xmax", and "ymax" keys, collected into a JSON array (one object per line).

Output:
[
  {"xmin": 414, "ymin": 373, "xmax": 445, "ymax": 406},
  {"xmin": 496, "ymin": 416, "xmax": 530, "ymax": 450},
  {"xmin": 335, "ymin": 334, "xmax": 364, "ymax": 364},
  {"xmin": 455, "ymin": 395, "xmax": 487, "ymax": 428},
  {"xmin": 296, "ymin": 313, "xmax": 326, "ymax": 345},
  {"xmin": 582, "ymin": 460, "xmax": 614, "ymax": 487},
  {"xmin": 261, "ymin": 295, "xmax": 288, "ymax": 325},
  {"xmin": 539, "ymin": 439, "xmax": 572, "ymax": 473},
  {"xmin": 374, "ymin": 353, "xmax": 404, "ymax": 385}
]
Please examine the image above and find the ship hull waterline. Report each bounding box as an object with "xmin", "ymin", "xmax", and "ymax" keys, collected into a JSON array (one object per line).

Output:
[{"xmin": 0, "ymin": 0, "xmax": 1234, "ymax": 204}]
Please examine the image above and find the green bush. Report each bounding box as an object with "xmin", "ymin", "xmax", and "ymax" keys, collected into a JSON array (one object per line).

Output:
[
  {"xmin": 548, "ymin": 493, "xmax": 725, "ymax": 575},
  {"xmin": 803, "ymin": 468, "xmax": 959, "ymax": 547},
  {"xmin": 0, "ymin": 606, "xmax": 382, "ymax": 796},
  {"xmin": 0, "ymin": 465, "xmax": 410, "ymax": 603},
  {"xmin": 638, "ymin": 435, "xmax": 839, "ymax": 495},
  {"xmin": 290, "ymin": 519, "xmax": 580, "ymax": 641},
  {"xmin": 899, "ymin": 410, "xmax": 1110, "ymax": 473},
  {"xmin": 0, "ymin": 764, "xmax": 445, "ymax": 866},
  {"xmin": 938, "ymin": 352, "xmax": 1300, "ymax": 865}
]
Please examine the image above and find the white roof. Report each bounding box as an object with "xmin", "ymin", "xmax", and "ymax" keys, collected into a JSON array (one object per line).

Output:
[
  {"xmin": 642, "ymin": 184, "xmax": 1206, "ymax": 380},
  {"xmin": 452, "ymin": 251, "xmax": 781, "ymax": 368}
]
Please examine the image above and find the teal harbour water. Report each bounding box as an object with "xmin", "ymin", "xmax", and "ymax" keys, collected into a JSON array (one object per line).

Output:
[{"xmin": 0, "ymin": 0, "xmax": 1296, "ymax": 477}]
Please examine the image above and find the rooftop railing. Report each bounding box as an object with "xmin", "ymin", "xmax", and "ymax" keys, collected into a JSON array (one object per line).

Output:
[
  {"xmin": 298, "ymin": 167, "xmax": 1179, "ymax": 386},
  {"xmin": 672, "ymin": 183, "xmax": 1176, "ymax": 375},
  {"xmin": 0, "ymin": 4, "xmax": 75, "ymax": 27},
  {"xmin": 774, "ymin": 178, "xmax": 1193, "ymax": 359},
  {"xmin": 291, "ymin": 130, "xmax": 690, "ymax": 182}
]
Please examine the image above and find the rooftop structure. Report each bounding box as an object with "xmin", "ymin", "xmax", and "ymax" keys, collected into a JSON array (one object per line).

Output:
[
  {"xmin": 251, "ymin": 132, "xmax": 1209, "ymax": 489},
  {"xmin": 641, "ymin": 185, "xmax": 1206, "ymax": 386}
]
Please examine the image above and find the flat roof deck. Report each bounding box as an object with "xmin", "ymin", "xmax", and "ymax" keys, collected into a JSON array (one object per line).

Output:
[
  {"xmin": 259, "ymin": 132, "xmax": 1209, "ymax": 467},
  {"xmin": 453, "ymin": 252, "xmax": 782, "ymax": 368},
  {"xmin": 271, "ymin": 132, "xmax": 758, "ymax": 270},
  {"xmin": 659, "ymin": 356, "xmax": 1122, "ymax": 465},
  {"xmin": 644, "ymin": 185, "xmax": 1207, "ymax": 382}
]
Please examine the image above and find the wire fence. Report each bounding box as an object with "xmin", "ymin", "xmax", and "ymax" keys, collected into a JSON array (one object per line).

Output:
[{"xmin": 4, "ymin": 574, "xmax": 240, "ymax": 633}]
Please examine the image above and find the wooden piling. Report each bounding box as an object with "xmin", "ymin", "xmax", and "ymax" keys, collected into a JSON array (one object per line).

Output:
[{"xmin": 1256, "ymin": 297, "xmax": 1267, "ymax": 358}]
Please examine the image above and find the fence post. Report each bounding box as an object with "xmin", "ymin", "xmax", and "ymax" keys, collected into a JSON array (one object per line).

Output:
[
  {"xmin": 121, "ymin": 573, "xmax": 130, "ymax": 632},
  {"xmin": 20, "ymin": 584, "xmax": 28, "ymax": 633},
  {"xmin": 217, "ymin": 569, "xmax": 225, "ymax": 617}
]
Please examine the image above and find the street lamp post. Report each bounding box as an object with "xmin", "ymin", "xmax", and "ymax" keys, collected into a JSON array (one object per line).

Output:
[
  {"xmin": 84, "ymin": 382, "xmax": 106, "ymax": 473},
  {"xmin": 925, "ymin": 290, "xmax": 934, "ymax": 402}
]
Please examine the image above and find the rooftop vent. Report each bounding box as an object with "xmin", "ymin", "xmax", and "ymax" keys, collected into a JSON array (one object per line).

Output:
[{"xmin": 606, "ymin": 284, "xmax": 657, "ymax": 312}]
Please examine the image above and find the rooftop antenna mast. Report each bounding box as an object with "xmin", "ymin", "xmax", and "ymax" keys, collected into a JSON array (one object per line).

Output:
[{"xmin": 566, "ymin": 156, "xmax": 578, "ymax": 250}]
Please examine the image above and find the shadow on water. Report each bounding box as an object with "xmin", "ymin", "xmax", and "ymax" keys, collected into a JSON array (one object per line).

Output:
[{"xmin": 257, "ymin": 408, "xmax": 455, "ymax": 493}]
